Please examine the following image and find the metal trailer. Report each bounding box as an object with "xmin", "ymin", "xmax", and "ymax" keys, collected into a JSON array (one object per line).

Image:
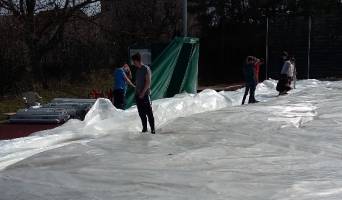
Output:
[
  {"xmin": 10, "ymin": 108, "xmax": 70, "ymax": 124},
  {"xmin": 10, "ymin": 98, "xmax": 97, "ymax": 124}
]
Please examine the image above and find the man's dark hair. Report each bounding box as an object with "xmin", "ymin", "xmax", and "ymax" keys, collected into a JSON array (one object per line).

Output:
[
  {"xmin": 282, "ymin": 51, "xmax": 289, "ymax": 57},
  {"xmin": 132, "ymin": 53, "xmax": 142, "ymax": 62},
  {"xmin": 247, "ymin": 56, "xmax": 254, "ymax": 63},
  {"xmin": 119, "ymin": 59, "xmax": 127, "ymax": 67}
]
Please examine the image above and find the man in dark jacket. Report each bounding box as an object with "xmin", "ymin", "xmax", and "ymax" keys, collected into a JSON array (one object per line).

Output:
[{"xmin": 242, "ymin": 56, "xmax": 259, "ymax": 105}]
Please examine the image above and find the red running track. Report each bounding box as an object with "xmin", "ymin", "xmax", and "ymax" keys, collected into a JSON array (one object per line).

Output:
[{"xmin": 0, "ymin": 123, "xmax": 59, "ymax": 140}]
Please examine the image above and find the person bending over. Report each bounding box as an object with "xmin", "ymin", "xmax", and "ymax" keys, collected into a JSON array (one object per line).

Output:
[
  {"xmin": 276, "ymin": 52, "xmax": 295, "ymax": 95},
  {"xmin": 113, "ymin": 63, "xmax": 135, "ymax": 109},
  {"xmin": 132, "ymin": 53, "xmax": 155, "ymax": 134}
]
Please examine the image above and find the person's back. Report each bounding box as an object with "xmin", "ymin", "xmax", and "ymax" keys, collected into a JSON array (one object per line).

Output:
[
  {"xmin": 281, "ymin": 60, "xmax": 293, "ymax": 77},
  {"xmin": 277, "ymin": 52, "xmax": 293, "ymax": 94},
  {"xmin": 114, "ymin": 67, "xmax": 127, "ymax": 91},
  {"xmin": 244, "ymin": 63, "xmax": 256, "ymax": 85},
  {"xmin": 113, "ymin": 65, "xmax": 133, "ymax": 110}
]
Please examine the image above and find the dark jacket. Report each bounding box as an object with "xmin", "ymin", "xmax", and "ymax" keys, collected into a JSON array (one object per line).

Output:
[{"xmin": 244, "ymin": 63, "xmax": 256, "ymax": 86}]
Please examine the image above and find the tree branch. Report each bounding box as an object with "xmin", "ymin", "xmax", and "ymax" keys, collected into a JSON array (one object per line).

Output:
[{"xmin": 0, "ymin": 0, "xmax": 21, "ymax": 16}]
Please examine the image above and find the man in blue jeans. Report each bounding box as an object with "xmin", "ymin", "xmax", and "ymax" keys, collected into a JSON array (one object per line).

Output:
[
  {"xmin": 113, "ymin": 63, "xmax": 135, "ymax": 109},
  {"xmin": 132, "ymin": 53, "xmax": 155, "ymax": 134}
]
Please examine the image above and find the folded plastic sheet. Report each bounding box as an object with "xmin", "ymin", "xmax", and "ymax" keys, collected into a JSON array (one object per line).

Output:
[
  {"xmin": 0, "ymin": 84, "xmax": 235, "ymax": 171},
  {"xmin": 0, "ymin": 80, "xmax": 325, "ymax": 170},
  {"xmin": 1, "ymin": 79, "xmax": 342, "ymax": 200}
]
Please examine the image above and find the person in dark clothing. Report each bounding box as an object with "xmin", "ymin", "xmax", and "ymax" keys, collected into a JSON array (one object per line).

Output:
[
  {"xmin": 132, "ymin": 53, "xmax": 155, "ymax": 134},
  {"xmin": 290, "ymin": 57, "xmax": 297, "ymax": 89},
  {"xmin": 242, "ymin": 56, "xmax": 259, "ymax": 105},
  {"xmin": 113, "ymin": 63, "xmax": 135, "ymax": 109}
]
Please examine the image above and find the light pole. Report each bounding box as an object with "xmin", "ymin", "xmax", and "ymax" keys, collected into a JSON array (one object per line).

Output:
[
  {"xmin": 307, "ymin": 15, "xmax": 312, "ymax": 79},
  {"xmin": 182, "ymin": 0, "xmax": 188, "ymax": 37},
  {"xmin": 265, "ymin": 16, "xmax": 269, "ymax": 80}
]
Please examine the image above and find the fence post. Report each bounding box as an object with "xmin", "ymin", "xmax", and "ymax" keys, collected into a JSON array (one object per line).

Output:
[
  {"xmin": 307, "ymin": 15, "xmax": 312, "ymax": 79},
  {"xmin": 182, "ymin": 0, "xmax": 188, "ymax": 37},
  {"xmin": 265, "ymin": 16, "xmax": 269, "ymax": 80}
]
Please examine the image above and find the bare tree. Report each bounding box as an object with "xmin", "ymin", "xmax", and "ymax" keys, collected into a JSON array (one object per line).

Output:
[{"xmin": 0, "ymin": 0, "xmax": 100, "ymax": 87}]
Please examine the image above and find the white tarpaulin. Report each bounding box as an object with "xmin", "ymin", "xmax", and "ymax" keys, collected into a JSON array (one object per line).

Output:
[{"xmin": 1, "ymin": 79, "xmax": 342, "ymax": 200}]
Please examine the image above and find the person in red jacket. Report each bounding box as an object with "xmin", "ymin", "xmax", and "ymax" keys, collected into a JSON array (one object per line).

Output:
[{"xmin": 254, "ymin": 58, "xmax": 264, "ymax": 83}]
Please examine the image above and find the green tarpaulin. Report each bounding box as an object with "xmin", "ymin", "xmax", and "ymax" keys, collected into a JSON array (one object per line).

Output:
[{"xmin": 126, "ymin": 37, "xmax": 200, "ymax": 108}]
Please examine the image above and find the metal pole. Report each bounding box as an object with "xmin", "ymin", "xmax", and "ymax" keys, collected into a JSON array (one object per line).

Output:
[
  {"xmin": 307, "ymin": 15, "xmax": 312, "ymax": 79},
  {"xmin": 265, "ymin": 16, "xmax": 269, "ymax": 80},
  {"xmin": 182, "ymin": 0, "xmax": 188, "ymax": 37}
]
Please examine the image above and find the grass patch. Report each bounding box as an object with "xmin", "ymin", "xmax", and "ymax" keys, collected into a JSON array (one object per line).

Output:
[{"xmin": 0, "ymin": 69, "xmax": 113, "ymax": 122}]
